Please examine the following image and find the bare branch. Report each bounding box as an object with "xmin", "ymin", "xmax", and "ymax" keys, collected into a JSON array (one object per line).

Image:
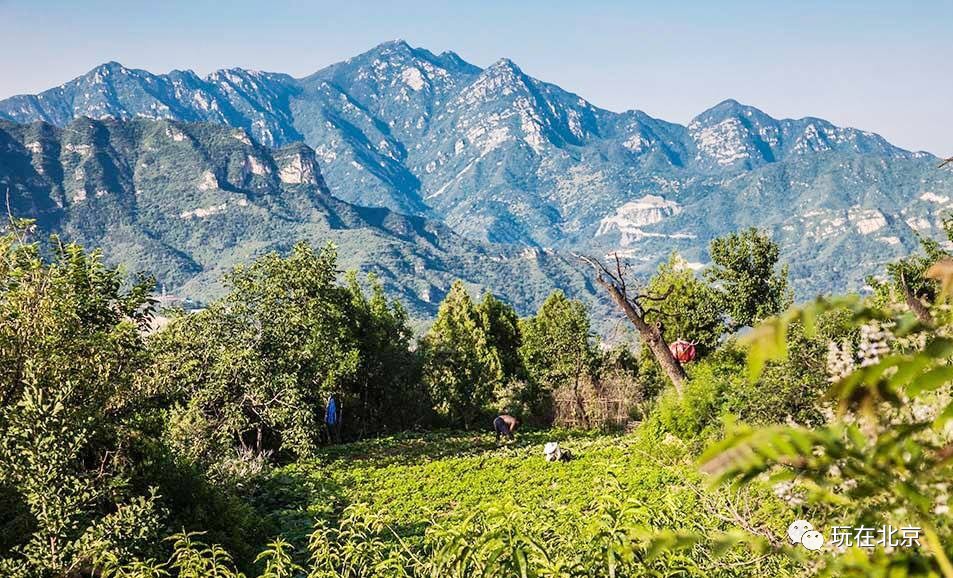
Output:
[
  {"xmin": 577, "ymin": 254, "xmax": 614, "ymax": 283},
  {"xmin": 940, "ymin": 156, "xmax": 952, "ymax": 169},
  {"xmin": 635, "ymin": 284, "xmax": 675, "ymax": 303},
  {"xmin": 577, "ymin": 252, "xmax": 687, "ymax": 392},
  {"xmin": 612, "ymin": 252, "xmax": 626, "ymax": 293},
  {"xmin": 642, "ymin": 307, "xmax": 675, "ymax": 320}
]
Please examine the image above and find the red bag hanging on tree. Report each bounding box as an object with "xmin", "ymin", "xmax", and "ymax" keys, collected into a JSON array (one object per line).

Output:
[{"xmin": 669, "ymin": 339, "xmax": 697, "ymax": 363}]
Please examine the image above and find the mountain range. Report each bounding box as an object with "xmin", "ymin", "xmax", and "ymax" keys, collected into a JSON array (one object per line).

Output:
[
  {"xmin": 0, "ymin": 116, "xmax": 601, "ymax": 324},
  {"xmin": 2, "ymin": 40, "xmax": 952, "ymax": 315}
]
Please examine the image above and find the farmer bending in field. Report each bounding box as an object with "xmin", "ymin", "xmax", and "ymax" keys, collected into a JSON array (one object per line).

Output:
[{"xmin": 493, "ymin": 414, "xmax": 520, "ymax": 443}]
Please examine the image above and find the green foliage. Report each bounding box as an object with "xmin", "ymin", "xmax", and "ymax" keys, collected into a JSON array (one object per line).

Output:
[
  {"xmin": 703, "ymin": 295, "xmax": 953, "ymax": 577},
  {"xmin": 599, "ymin": 342, "xmax": 640, "ymax": 378},
  {"xmin": 706, "ymin": 227, "xmax": 792, "ymax": 330},
  {"xmin": 518, "ymin": 291, "xmax": 598, "ymax": 423},
  {"xmin": 656, "ymin": 306, "xmax": 856, "ymax": 439},
  {"xmin": 724, "ymin": 317, "xmax": 842, "ymax": 428},
  {"xmin": 126, "ymin": 426, "xmax": 269, "ymax": 569},
  {"xmin": 344, "ymin": 271, "xmax": 429, "ymax": 434},
  {"xmin": 150, "ymin": 242, "xmax": 359, "ymax": 466},
  {"xmin": 255, "ymin": 539, "xmax": 304, "ymax": 578},
  {"xmin": 0, "ymin": 225, "xmax": 163, "ymax": 575},
  {"xmin": 654, "ymin": 349, "xmax": 744, "ymax": 440},
  {"xmin": 100, "ymin": 429, "xmax": 794, "ymax": 577},
  {"xmin": 868, "ymin": 218, "xmax": 953, "ymax": 308},
  {"xmin": 99, "ymin": 532, "xmax": 244, "ymax": 578},
  {"xmin": 149, "ymin": 243, "xmax": 426, "ymax": 469},
  {"xmin": 306, "ymin": 504, "xmax": 409, "ymax": 577},
  {"xmin": 644, "ymin": 253, "xmax": 727, "ymax": 357},
  {"xmin": 18, "ymin": 209, "xmax": 953, "ymax": 578},
  {"xmin": 478, "ymin": 292, "xmax": 524, "ymax": 381},
  {"xmin": 420, "ymin": 281, "xmax": 503, "ymax": 428}
]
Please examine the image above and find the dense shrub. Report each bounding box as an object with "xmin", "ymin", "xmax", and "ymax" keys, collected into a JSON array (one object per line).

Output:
[
  {"xmin": 725, "ymin": 311, "xmax": 855, "ymax": 427},
  {"xmin": 724, "ymin": 325, "xmax": 827, "ymax": 427},
  {"xmin": 654, "ymin": 349, "xmax": 745, "ymax": 439}
]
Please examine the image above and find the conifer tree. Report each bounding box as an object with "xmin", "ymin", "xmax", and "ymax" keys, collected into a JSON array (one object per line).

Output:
[{"xmin": 421, "ymin": 281, "xmax": 503, "ymax": 428}]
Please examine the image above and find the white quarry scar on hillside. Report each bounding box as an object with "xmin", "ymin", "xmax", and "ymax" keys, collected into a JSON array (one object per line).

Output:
[{"xmin": 596, "ymin": 195, "xmax": 694, "ymax": 245}]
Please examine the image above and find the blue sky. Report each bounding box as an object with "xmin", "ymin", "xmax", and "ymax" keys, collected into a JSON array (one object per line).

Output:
[{"xmin": 1, "ymin": 0, "xmax": 951, "ymax": 155}]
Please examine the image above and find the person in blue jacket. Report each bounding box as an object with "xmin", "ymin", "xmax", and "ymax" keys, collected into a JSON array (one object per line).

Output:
[{"xmin": 325, "ymin": 394, "xmax": 341, "ymax": 443}]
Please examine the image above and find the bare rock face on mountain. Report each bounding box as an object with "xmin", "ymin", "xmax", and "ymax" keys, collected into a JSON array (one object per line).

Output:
[{"xmin": 3, "ymin": 40, "xmax": 953, "ymax": 298}]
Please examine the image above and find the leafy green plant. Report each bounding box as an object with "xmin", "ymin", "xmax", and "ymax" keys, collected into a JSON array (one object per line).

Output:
[
  {"xmin": 706, "ymin": 227, "xmax": 792, "ymax": 330},
  {"xmin": 654, "ymin": 353, "xmax": 738, "ymax": 440},
  {"xmin": 703, "ymin": 294, "xmax": 953, "ymax": 577},
  {"xmin": 519, "ymin": 291, "xmax": 598, "ymax": 426},
  {"xmin": 644, "ymin": 253, "xmax": 727, "ymax": 358}
]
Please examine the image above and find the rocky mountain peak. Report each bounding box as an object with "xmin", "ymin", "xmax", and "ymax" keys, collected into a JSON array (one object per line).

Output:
[
  {"xmin": 375, "ymin": 39, "xmax": 413, "ymax": 54},
  {"xmin": 687, "ymin": 99, "xmax": 780, "ymax": 169},
  {"xmin": 90, "ymin": 61, "xmax": 130, "ymax": 75},
  {"xmin": 690, "ymin": 99, "xmax": 776, "ymax": 129},
  {"xmin": 482, "ymin": 58, "xmax": 527, "ymax": 83}
]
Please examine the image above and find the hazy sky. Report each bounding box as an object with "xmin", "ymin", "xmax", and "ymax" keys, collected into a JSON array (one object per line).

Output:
[{"xmin": 2, "ymin": 0, "xmax": 951, "ymax": 156}]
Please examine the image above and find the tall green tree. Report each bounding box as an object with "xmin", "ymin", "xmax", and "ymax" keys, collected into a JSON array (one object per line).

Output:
[
  {"xmin": 421, "ymin": 281, "xmax": 503, "ymax": 429},
  {"xmin": 644, "ymin": 254, "xmax": 726, "ymax": 357},
  {"xmin": 344, "ymin": 271, "xmax": 429, "ymax": 434},
  {"xmin": 149, "ymin": 242, "xmax": 361, "ymax": 466},
  {"xmin": 478, "ymin": 292, "xmax": 524, "ymax": 381},
  {"xmin": 705, "ymin": 227, "xmax": 791, "ymax": 330},
  {"xmin": 0, "ymin": 223, "xmax": 163, "ymax": 576},
  {"xmin": 519, "ymin": 291, "xmax": 597, "ymax": 425}
]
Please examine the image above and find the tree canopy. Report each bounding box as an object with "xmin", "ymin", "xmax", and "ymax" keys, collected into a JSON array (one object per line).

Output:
[
  {"xmin": 644, "ymin": 254, "xmax": 726, "ymax": 357},
  {"xmin": 420, "ymin": 281, "xmax": 504, "ymax": 428},
  {"xmin": 0, "ymin": 223, "xmax": 163, "ymax": 575},
  {"xmin": 705, "ymin": 227, "xmax": 791, "ymax": 330}
]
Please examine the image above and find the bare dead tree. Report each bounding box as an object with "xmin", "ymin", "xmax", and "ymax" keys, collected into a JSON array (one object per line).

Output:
[
  {"xmin": 899, "ymin": 270, "xmax": 933, "ymax": 324},
  {"xmin": 579, "ymin": 252, "xmax": 687, "ymax": 394}
]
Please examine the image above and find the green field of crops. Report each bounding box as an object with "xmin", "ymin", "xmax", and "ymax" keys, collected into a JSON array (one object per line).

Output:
[{"xmin": 247, "ymin": 427, "xmax": 799, "ymax": 576}]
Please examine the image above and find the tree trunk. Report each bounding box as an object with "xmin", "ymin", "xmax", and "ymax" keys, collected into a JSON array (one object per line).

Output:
[
  {"xmin": 644, "ymin": 327, "xmax": 687, "ymax": 394},
  {"xmin": 900, "ymin": 271, "xmax": 933, "ymax": 324},
  {"xmin": 600, "ymin": 280, "xmax": 687, "ymax": 394}
]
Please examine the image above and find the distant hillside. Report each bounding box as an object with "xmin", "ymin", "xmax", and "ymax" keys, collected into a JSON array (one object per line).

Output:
[{"xmin": 0, "ymin": 117, "xmax": 605, "ymax": 324}]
